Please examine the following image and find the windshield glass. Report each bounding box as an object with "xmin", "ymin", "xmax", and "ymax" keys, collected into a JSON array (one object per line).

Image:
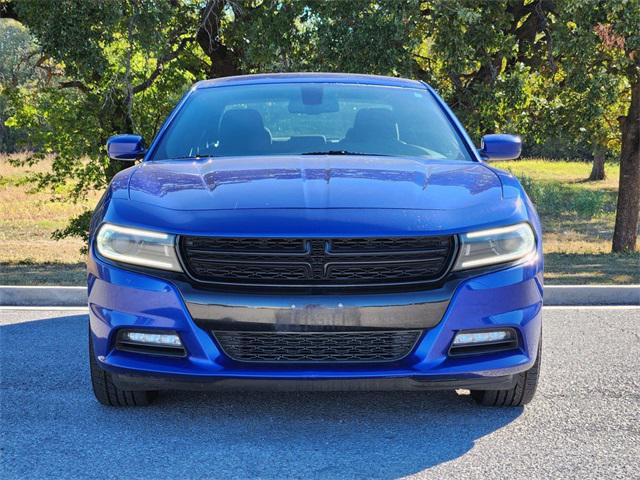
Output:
[{"xmin": 150, "ymin": 83, "xmax": 472, "ymax": 161}]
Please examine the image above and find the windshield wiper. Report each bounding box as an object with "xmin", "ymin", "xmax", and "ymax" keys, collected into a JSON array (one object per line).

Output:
[
  {"xmin": 170, "ymin": 154, "xmax": 211, "ymax": 160},
  {"xmin": 301, "ymin": 150, "xmax": 389, "ymax": 156}
]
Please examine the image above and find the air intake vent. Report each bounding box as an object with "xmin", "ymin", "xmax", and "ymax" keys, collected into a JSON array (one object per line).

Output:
[{"xmin": 213, "ymin": 330, "xmax": 422, "ymax": 363}]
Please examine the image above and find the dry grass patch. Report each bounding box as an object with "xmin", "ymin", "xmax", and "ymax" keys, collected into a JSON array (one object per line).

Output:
[
  {"xmin": 0, "ymin": 153, "xmax": 99, "ymax": 265},
  {"xmin": 500, "ymin": 159, "xmax": 639, "ymax": 284},
  {"xmin": 545, "ymin": 253, "xmax": 639, "ymax": 285},
  {"xmin": 0, "ymin": 262, "xmax": 86, "ymax": 286}
]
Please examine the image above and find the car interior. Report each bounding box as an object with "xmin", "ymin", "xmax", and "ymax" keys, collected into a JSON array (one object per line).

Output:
[
  {"xmin": 154, "ymin": 83, "xmax": 470, "ymax": 161},
  {"xmin": 214, "ymin": 107, "xmax": 435, "ymax": 157}
]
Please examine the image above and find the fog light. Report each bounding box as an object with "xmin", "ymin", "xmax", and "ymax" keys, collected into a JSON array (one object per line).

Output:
[
  {"xmin": 122, "ymin": 331, "xmax": 182, "ymax": 347},
  {"xmin": 116, "ymin": 329, "xmax": 186, "ymax": 357},
  {"xmin": 452, "ymin": 330, "xmax": 513, "ymax": 345},
  {"xmin": 449, "ymin": 328, "xmax": 518, "ymax": 357}
]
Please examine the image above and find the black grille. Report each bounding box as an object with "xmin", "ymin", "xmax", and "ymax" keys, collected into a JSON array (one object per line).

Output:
[
  {"xmin": 213, "ymin": 330, "xmax": 422, "ymax": 363},
  {"xmin": 179, "ymin": 236, "xmax": 455, "ymax": 286}
]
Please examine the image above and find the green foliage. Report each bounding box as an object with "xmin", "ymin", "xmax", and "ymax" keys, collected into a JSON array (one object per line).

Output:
[
  {"xmin": 0, "ymin": 18, "xmax": 38, "ymax": 86},
  {"xmin": 541, "ymin": 0, "xmax": 632, "ymax": 160},
  {"xmin": 51, "ymin": 210, "xmax": 93, "ymax": 253},
  {"xmin": 307, "ymin": 0, "xmax": 420, "ymax": 75},
  {"xmin": 0, "ymin": 18, "xmax": 42, "ymax": 150},
  {"xmin": 225, "ymin": 0, "xmax": 420, "ymax": 75},
  {"xmin": 4, "ymin": 0, "xmax": 199, "ymax": 243},
  {"xmin": 420, "ymin": 1, "xmax": 553, "ymax": 143}
]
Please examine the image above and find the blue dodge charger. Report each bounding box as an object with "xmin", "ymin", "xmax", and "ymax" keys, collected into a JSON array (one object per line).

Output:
[{"xmin": 89, "ymin": 73, "xmax": 543, "ymax": 407}]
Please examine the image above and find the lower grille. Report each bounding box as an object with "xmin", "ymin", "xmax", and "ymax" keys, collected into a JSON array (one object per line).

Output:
[{"xmin": 213, "ymin": 330, "xmax": 422, "ymax": 363}]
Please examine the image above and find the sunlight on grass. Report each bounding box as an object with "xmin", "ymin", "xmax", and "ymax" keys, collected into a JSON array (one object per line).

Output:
[
  {"xmin": 499, "ymin": 159, "xmax": 620, "ymax": 189},
  {"xmin": 0, "ymin": 154, "xmax": 100, "ymax": 267}
]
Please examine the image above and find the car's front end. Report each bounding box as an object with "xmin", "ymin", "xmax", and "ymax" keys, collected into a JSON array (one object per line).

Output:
[{"xmin": 88, "ymin": 74, "xmax": 543, "ymax": 407}]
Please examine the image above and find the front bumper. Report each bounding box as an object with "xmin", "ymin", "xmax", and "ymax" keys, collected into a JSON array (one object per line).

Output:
[{"xmin": 88, "ymin": 254, "xmax": 543, "ymax": 390}]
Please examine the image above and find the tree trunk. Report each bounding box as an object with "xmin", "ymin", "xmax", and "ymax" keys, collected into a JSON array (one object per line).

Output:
[
  {"xmin": 588, "ymin": 147, "xmax": 606, "ymax": 181},
  {"xmin": 612, "ymin": 80, "xmax": 640, "ymax": 253},
  {"xmin": 197, "ymin": 0, "xmax": 242, "ymax": 79}
]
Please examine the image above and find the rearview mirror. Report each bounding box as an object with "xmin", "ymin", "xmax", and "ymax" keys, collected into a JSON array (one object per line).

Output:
[
  {"xmin": 107, "ymin": 134, "xmax": 146, "ymax": 161},
  {"xmin": 288, "ymin": 85, "xmax": 339, "ymax": 114},
  {"xmin": 479, "ymin": 134, "xmax": 521, "ymax": 161}
]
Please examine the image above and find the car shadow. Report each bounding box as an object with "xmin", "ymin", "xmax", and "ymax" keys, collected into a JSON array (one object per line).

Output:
[{"xmin": 1, "ymin": 314, "xmax": 522, "ymax": 479}]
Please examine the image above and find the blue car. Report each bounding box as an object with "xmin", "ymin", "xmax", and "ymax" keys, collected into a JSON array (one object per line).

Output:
[{"xmin": 89, "ymin": 73, "xmax": 542, "ymax": 407}]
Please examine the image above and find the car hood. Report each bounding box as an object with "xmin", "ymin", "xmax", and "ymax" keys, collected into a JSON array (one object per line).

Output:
[{"xmin": 127, "ymin": 156, "xmax": 503, "ymax": 211}]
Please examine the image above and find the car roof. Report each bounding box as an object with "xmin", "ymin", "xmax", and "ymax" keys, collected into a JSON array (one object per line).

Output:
[{"xmin": 194, "ymin": 72, "xmax": 426, "ymax": 89}]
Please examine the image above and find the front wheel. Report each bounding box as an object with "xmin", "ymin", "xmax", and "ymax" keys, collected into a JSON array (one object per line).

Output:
[
  {"xmin": 89, "ymin": 332, "xmax": 157, "ymax": 406},
  {"xmin": 470, "ymin": 340, "xmax": 541, "ymax": 407}
]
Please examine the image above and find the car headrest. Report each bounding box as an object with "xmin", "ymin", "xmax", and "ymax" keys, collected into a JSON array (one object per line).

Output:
[
  {"xmin": 346, "ymin": 108, "xmax": 399, "ymax": 143},
  {"xmin": 218, "ymin": 109, "xmax": 271, "ymax": 154}
]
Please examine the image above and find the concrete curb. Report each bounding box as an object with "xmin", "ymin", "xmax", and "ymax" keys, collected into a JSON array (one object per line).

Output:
[
  {"xmin": 0, "ymin": 286, "xmax": 87, "ymax": 307},
  {"xmin": 543, "ymin": 285, "xmax": 640, "ymax": 306},
  {"xmin": 1, "ymin": 284, "xmax": 639, "ymax": 307}
]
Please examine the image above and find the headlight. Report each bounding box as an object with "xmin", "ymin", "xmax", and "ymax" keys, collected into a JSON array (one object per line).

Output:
[
  {"xmin": 453, "ymin": 223, "xmax": 536, "ymax": 270},
  {"xmin": 95, "ymin": 223, "xmax": 182, "ymax": 271}
]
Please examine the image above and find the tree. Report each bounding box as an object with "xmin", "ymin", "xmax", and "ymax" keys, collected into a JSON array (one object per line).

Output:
[
  {"xmin": 3, "ymin": 0, "xmax": 638, "ymax": 253},
  {"xmin": 1, "ymin": 0, "xmax": 239, "ymax": 245},
  {"xmin": 555, "ymin": 0, "xmax": 639, "ymax": 252},
  {"xmin": 415, "ymin": 0, "xmax": 555, "ymax": 143},
  {"xmin": 549, "ymin": 5, "xmax": 629, "ymax": 182},
  {"xmin": 222, "ymin": 0, "xmax": 421, "ymax": 76},
  {"xmin": 0, "ymin": 17, "xmax": 50, "ymax": 150}
]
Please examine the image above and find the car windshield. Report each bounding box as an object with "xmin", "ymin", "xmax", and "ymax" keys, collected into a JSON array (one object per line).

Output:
[{"xmin": 150, "ymin": 82, "xmax": 472, "ymax": 161}]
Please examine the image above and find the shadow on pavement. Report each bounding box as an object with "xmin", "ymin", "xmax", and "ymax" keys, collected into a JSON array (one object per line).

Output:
[{"xmin": 1, "ymin": 314, "xmax": 522, "ymax": 479}]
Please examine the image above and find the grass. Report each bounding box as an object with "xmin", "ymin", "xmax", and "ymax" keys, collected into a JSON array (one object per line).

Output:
[
  {"xmin": 0, "ymin": 262, "xmax": 87, "ymax": 285},
  {"xmin": 498, "ymin": 159, "xmax": 639, "ymax": 284},
  {"xmin": 0, "ymin": 154, "xmax": 638, "ymax": 285},
  {"xmin": 544, "ymin": 253, "xmax": 638, "ymax": 285},
  {"xmin": 0, "ymin": 154, "xmax": 98, "ymax": 284}
]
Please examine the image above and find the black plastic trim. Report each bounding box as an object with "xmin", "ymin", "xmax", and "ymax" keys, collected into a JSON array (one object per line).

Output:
[
  {"xmin": 110, "ymin": 373, "xmax": 517, "ymax": 392},
  {"xmin": 211, "ymin": 330, "xmax": 423, "ymax": 364},
  {"xmin": 175, "ymin": 235, "xmax": 459, "ymax": 289}
]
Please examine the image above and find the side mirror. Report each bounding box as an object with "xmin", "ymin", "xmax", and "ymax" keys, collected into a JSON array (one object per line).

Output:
[
  {"xmin": 479, "ymin": 134, "xmax": 521, "ymax": 161},
  {"xmin": 107, "ymin": 134, "xmax": 146, "ymax": 161}
]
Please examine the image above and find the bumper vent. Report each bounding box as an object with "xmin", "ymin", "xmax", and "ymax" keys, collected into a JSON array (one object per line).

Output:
[
  {"xmin": 179, "ymin": 236, "xmax": 455, "ymax": 287},
  {"xmin": 213, "ymin": 330, "xmax": 422, "ymax": 363}
]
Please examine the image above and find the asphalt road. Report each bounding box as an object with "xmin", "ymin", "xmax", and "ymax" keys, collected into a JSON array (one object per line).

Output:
[{"xmin": 1, "ymin": 307, "xmax": 639, "ymax": 480}]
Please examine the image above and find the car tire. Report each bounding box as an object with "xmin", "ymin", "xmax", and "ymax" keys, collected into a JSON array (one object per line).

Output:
[
  {"xmin": 470, "ymin": 340, "xmax": 541, "ymax": 407},
  {"xmin": 89, "ymin": 332, "xmax": 157, "ymax": 406}
]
